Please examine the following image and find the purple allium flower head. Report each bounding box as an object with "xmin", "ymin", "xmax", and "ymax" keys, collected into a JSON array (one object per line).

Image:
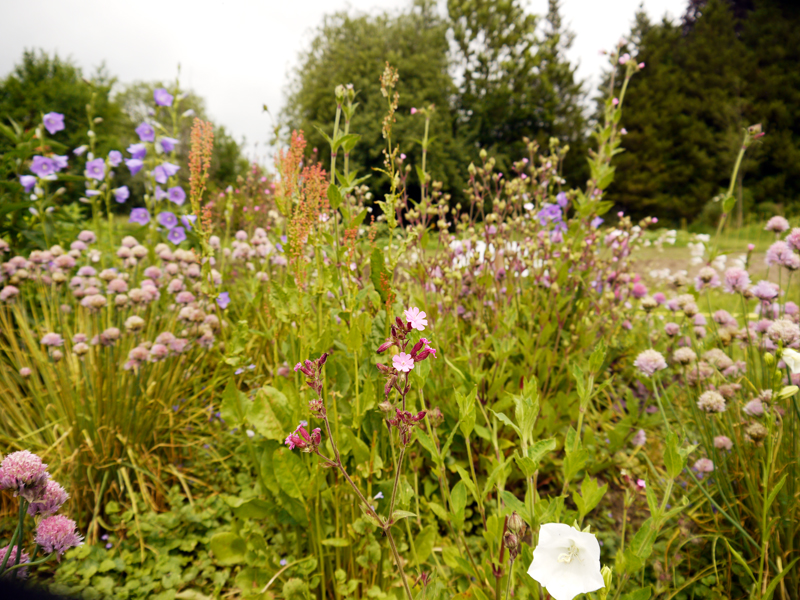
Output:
[
  {"xmin": 127, "ymin": 143, "xmax": 147, "ymax": 160},
  {"xmin": 0, "ymin": 545, "xmax": 30, "ymax": 579},
  {"xmin": 30, "ymin": 156, "xmax": 56, "ymax": 178},
  {"xmin": 43, "ymin": 112, "xmax": 65, "ymax": 135},
  {"xmin": 154, "ymin": 88, "xmax": 174, "ymax": 107},
  {"xmin": 113, "ymin": 186, "xmax": 130, "ymax": 203},
  {"xmin": 108, "ymin": 150, "xmax": 123, "ymax": 167},
  {"xmin": 159, "ymin": 137, "xmax": 179, "ymax": 153},
  {"xmin": 40, "ymin": 333, "xmax": 64, "ymax": 347},
  {"xmin": 135, "ymin": 122, "xmax": 155, "ymax": 142},
  {"xmin": 168, "ymin": 186, "xmax": 186, "ymax": 205},
  {"xmin": 556, "ymin": 191, "xmax": 568, "ymax": 209},
  {"xmin": 785, "ymin": 228, "xmax": 800, "ymax": 252},
  {"xmin": 158, "ymin": 211, "xmax": 178, "ymax": 229},
  {"xmin": 19, "ymin": 175, "xmax": 36, "ymax": 193},
  {"xmin": 765, "ymin": 216, "xmax": 790, "ymax": 233},
  {"xmin": 723, "ymin": 267, "xmax": 751, "ymax": 294},
  {"xmin": 28, "ymin": 479, "xmax": 69, "ymax": 517},
  {"xmin": 155, "ymin": 186, "xmax": 169, "ymax": 201},
  {"xmin": 85, "ymin": 158, "xmax": 106, "ymax": 181},
  {"xmin": 0, "ymin": 450, "xmax": 49, "ymax": 502},
  {"xmin": 35, "ymin": 515, "xmax": 83, "ymax": 560},
  {"xmin": 633, "ymin": 349, "xmax": 667, "ymax": 377},
  {"xmin": 217, "ymin": 292, "xmax": 230, "ymax": 309},
  {"xmin": 125, "ymin": 159, "xmax": 144, "ymax": 176},
  {"xmin": 154, "ymin": 162, "xmax": 180, "ymax": 184},
  {"xmin": 751, "ymin": 280, "xmax": 779, "ymax": 301},
  {"xmin": 53, "ymin": 155, "xmax": 69, "ymax": 171},
  {"xmin": 167, "ymin": 226, "xmax": 186, "ymax": 245},
  {"xmin": 129, "ymin": 208, "xmax": 150, "ymax": 226}
]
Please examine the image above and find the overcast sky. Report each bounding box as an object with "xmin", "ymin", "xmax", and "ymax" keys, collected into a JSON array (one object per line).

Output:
[{"xmin": 0, "ymin": 0, "xmax": 685, "ymax": 158}]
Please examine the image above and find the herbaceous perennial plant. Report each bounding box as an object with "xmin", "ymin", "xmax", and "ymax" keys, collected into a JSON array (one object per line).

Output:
[{"xmin": 0, "ymin": 39, "xmax": 790, "ymax": 600}]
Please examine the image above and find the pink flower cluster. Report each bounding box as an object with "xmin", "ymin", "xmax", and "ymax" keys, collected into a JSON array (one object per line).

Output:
[{"xmin": 284, "ymin": 423, "xmax": 322, "ymax": 452}]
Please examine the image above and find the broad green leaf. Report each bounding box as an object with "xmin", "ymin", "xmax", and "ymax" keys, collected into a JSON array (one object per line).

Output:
[
  {"xmin": 391, "ymin": 510, "xmax": 417, "ymax": 522},
  {"xmin": 620, "ymin": 587, "xmax": 651, "ymax": 600},
  {"xmin": 220, "ymin": 380, "xmax": 246, "ymax": 425},
  {"xmin": 209, "ymin": 532, "xmax": 247, "ymax": 566},
  {"xmin": 247, "ymin": 386, "xmax": 290, "ymax": 440},
  {"xmin": 527, "ymin": 438, "xmax": 557, "ymax": 466},
  {"xmin": 327, "ymin": 183, "xmax": 343, "ymax": 210},
  {"xmin": 414, "ymin": 526, "xmax": 437, "ymax": 565},
  {"xmin": 490, "ymin": 410, "xmax": 521, "ymax": 438},
  {"xmin": 450, "ymin": 481, "xmax": 467, "ymax": 527},
  {"xmin": 272, "ymin": 447, "xmax": 310, "ymax": 500},
  {"xmin": 455, "ymin": 386, "xmax": 477, "ymax": 438}
]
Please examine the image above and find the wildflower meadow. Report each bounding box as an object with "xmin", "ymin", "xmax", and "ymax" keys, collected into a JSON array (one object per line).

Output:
[{"xmin": 2, "ymin": 6, "xmax": 800, "ymax": 600}]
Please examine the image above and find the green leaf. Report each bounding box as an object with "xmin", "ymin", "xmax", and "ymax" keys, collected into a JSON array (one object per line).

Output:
[
  {"xmin": 337, "ymin": 133, "xmax": 361, "ymax": 153},
  {"xmin": 414, "ymin": 526, "xmax": 437, "ymax": 565},
  {"xmin": 272, "ymin": 447, "xmax": 310, "ymax": 500},
  {"xmin": 247, "ymin": 386, "xmax": 290, "ymax": 441},
  {"xmin": 455, "ymin": 386, "xmax": 477, "ymax": 439},
  {"xmin": 764, "ymin": 558, "xmax": 800, "ymax": 600},
  {"xmin": 527, "ymin": 438, "xmax": 556, "ymax": 465},
  {"xmin": 620, "ymin": 586, "xmax": 651, "ymax": 600},
  {"xmin": 427, "ymin": 501, "xmax": 449, "ymax": 523},
  {"xmin": 455, "ymin": 465, "xmax": 478, "ymax": 502},
  {"xmin": 220, "ymin": 380, "xmax": 246, "ymax": 425},
  {"xmin": 369, "ymin": 247, "xmax": 391, "ymax": 304},
  {"xmin": 572, "ymin": 478, "xmax": 608, "ymax": 519},
  {"xmin": 321, "ymin": 538, "xmax": 351, "ymax": 547},
  {"xmin": 450, "ymin": 481, "xmax": 467, "ymax": 527},
  {"xmin": 663, "ymin": 433, "xmax": 696, "ymax": 479},
  {"xmin": 490, "ymin": 410, "xmax": 521, "ymax": 438},
  {"xmin": 327, "ymin": 183, "xmax": 343, "ymax": 210},
  {"xmin": 391, "ymin": 510, "xmax": 417, "ymax": 522},
  {"xmin": 722, "ymin": 194, "xmax": 736, "ymax": 214},
  {"xmin": 209, "ymin": 532, "xmax": 247, "ymax": 566},
  {"xmin": 350, "ymin": 208, "xmax": 368, "ymax": 229},
  {"xmin": 233, "ymin": 498, "xmax": 273, "ymax": 520}
]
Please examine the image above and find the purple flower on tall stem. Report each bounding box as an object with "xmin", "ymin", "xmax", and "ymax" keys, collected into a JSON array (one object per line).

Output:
[
  {"xmin": 129, "ymin": 208, "xmax": 150, "ymax": 225},
  {"xmin": 168, "ymin": 186, "xmax": 186, "ymax": 205},
  {"xmin": 154, "ymin": 88, "xmax": 174, "ymax": 107},
  {"xmin": 127, "ymin": 143, "xmax": 147, "ymax": 160},
  {"xmin": 154, "ymin": 162, "xmax": 180, "ymax": 184},
  {"xmin": 158, "ymin": 212, "xmax": 178, "ymax": 229},
  {"xmin": 113, "ymin": 186, "xmax": 130, "ymax": 203},
  {"xmin": 135, "ymin": 122, "xmax": 155, "ymax": 142},
  {"xmin": 30, "ymin": 156, "xmax": 56, "ymax": 178},
  {"xmin": 126, "ymin": 159, "xmax": 144, "ymax": 176},
  {"xmin": 159, "ymin": 137, "xmax": 179, "ymax": 153},
  {"xmin": 43, "ymin": 112, "xmax": 65, "ymax": 135},
  {"xmin": 155, "ymin": 186, "xmax": 169, "ymax": 201},
  {"xmin": 181, "ymin": 215, "xmax": 196, "ymax": 230},
  {"xmin": 167, "ymin": 226, "xmax": 186, "ymax": 245},
  {"xmin": 108, "ymin": 150, "xmax": 123, "ymax": 167},
  {"xmin": 19, "ymin": 175, "xmax": 36, "ymax": 193},
  {"xmin": 217, "ymin": 292, "xmax": 230, "ymax": 309},
  {"xmin": 85, "ymin": 158, "xmax": 105, "ymax": 181},
  {"xmin": 556, "ymin": 191, "xmax": 568, "ymax": 209},
  {"xmin": 53, "ymin": 155, "xmax": 69, "ymax": 171}
]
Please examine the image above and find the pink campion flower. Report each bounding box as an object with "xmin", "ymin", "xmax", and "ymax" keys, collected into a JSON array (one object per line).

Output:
[
  {"xmin": 765, "ymin": 216, "xmax": 790, "ymax": 233},
  {"xmin": 403, "ymin": 307, "xmax": 428, "ymax": 331},
  {"xmin": 28, "ymin": 479, "xmax": 69, "ymax": 517},
  {"xmin": 633, "ymin": 349, "xmax": 667, "ymax": 377},
  {"xmin": 723, "ymin": 267, "xmax": 751, "ymax": 294},
  {"xmin": 284, "ymin": 424, "xmax": 321, "ymax": 451},
  {"xmin": 393, "ymin": 352, "xmax": 415, "ymax": 373},
  {"xmin": 0, "ymin": 545, "xmax": 30, "ymax": 579},
  {"xmin": 0, "ymin": 450, "xmax": 49, "ymax": 502},
  {"xmin": 35, "ymin": 515, "xmax": 83, "ymax": 560}
]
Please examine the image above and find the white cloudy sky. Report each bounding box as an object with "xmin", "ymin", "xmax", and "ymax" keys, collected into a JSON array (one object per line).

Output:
[{"xmin": 0, "ymin": 0, "xmax": 685, "ymax": 157}]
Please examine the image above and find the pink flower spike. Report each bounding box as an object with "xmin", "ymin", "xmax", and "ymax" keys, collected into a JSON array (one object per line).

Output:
[
  {"xmin": 393, "ymin": 352, "xmax": 415, "ymax": 373},
  {"xmin": 403, "ymin": 307, "xmax": 428, "ymax": 331}
]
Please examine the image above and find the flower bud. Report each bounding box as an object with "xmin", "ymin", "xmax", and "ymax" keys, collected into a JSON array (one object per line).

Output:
[
  {"xmin": 335, "ymin": 85, "xmax": 346, "ymax": 103},
  {"xmin": 507, "ymin": 511, "xmax": 526, "ymax": 536}
]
